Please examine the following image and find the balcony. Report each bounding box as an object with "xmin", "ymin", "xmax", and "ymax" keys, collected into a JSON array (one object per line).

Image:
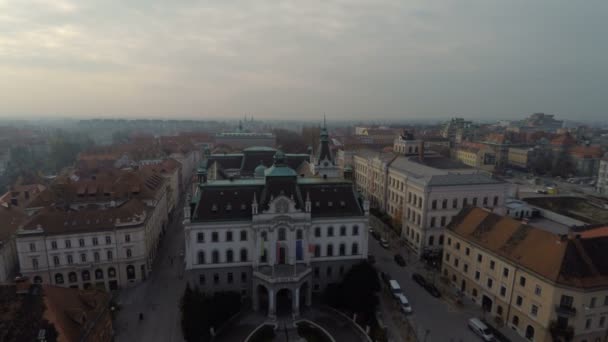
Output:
[
  {"xmin": 549, "ymin": 321, "xmax": 574, "ymax": 340},
  {"xmin": 254, "ymin": 263, "xmax": 311, "ymax": 284},
  {"xmin": 554, "ymin": 304, "xmax": 576, "ymax": 316}
]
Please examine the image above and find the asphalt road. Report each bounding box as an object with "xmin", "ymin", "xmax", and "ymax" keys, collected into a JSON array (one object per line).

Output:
[{"xmin": 114, "ymin": 197, "xmax": 187, "ymax": 342}]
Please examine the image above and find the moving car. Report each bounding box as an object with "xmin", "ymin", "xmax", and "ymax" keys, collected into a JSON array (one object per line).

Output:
[
  {"xmin": 396, "ymin": 293, "xmax": 413, "ymax": 314},
  {"xmin": 468, "ymin": 318, "xmax": 495, "ymax": 341},
  {"xmin": 394, "ymin": 254, "xmax": 406, "ymax": 267},
  {"xmin": 380, "ymin": 238, "xmax": 390, "ymax": 249}
]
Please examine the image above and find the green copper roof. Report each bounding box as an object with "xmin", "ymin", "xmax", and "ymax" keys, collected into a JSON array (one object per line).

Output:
[
  {"xmin": 244, "ymin": 146, "xmax": 277, "ymax": 152},
  {"xmin": 264, "ymin": 165, "xmax": 297, "ymax": 177}
]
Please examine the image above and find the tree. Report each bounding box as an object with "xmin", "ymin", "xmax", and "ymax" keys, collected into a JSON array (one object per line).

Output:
[{"xmin": 323, "ymin": 261, "xmax": 380, "ymax": 318}]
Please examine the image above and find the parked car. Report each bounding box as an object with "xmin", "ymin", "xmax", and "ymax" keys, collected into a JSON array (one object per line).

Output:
[
  {"xmin": 468, "ymin": 318, "xmax": 495, "ymax": 341},
  {"xmin": 394, "ymin": 254, "xmax": 406, "ymax": 267},
  {"xmin": 412, "ymin": 273, "xmax": 427, "ymax": 287},
  {"xmin": 368, "ymin": 254, "xmax": 376, "ymax": 264},
  {"xmin": 424, "ymin": 283, "xmax": 441, "ymax": 298},
  {"xmin": 380, "ymin": 238, "xmax": 389, "ymax": 249},
  {"xmin": 396, "ymin": 293, "xmax": 413, "ymax": 314},
  {"xmin": 388, "ymin": 280, "xmax": 402, "ymax": 298}
]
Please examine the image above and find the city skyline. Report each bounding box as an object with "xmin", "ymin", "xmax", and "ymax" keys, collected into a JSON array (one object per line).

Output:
[{"xmin": 1, "ymin": 0, "xmax": 607, "ymax": 120}]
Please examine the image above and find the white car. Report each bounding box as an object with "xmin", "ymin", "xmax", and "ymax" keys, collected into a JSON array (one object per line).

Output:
[{"xmin": 396, "ymin": 293, "xmax": 412, "ymax": 314}]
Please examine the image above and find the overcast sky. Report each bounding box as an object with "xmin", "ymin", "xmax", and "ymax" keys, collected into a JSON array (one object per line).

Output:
[{"xmin": 0, "ymin": 0, "xmax": 606, "ymax": 121}]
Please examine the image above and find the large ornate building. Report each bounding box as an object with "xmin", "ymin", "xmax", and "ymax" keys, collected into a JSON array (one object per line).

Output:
[{"xmin": 184, "ymin": 148, "xmax": 369, "ymax": 318}]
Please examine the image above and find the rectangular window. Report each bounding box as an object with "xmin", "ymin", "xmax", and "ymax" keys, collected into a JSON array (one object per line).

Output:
[
  {"xmin": 226, "ymin": 231, "xmax": 233, "ymax": 242},
  {"xmin": 29, "ymin": 243, "xmax": 36, "ymax": 252},
  {"xmin": 440, "ymin": 216, "xmax": 446, "ymax": 226},
  {"xmin": 197, "ymin": 232, "xmax": 205, "ymax": 243},
  {"xmin": 105, "ymin": 236, "xmax": 111, "ymax": 245},
  {"xmin": 53, "ymin": 256, "xmax": 60, "ymax": 266},
  {"xmin": 445, "ymin": 253, "xmax": 450, "ymax": 262},
  {"xmin": 32, "ymin": 258, "xmax": 39, "ymax": 269},
  {"xmin": 352, "ymin": 226, "xmax": 359, "ymax": 236},
  {"xmin": 212, "ymin": 232, "xmax": 219, "ymax": 242},
  {"xmin": 67, "ymin": 255, "xmax": 73, "ymax": 264},
  {"xmin": 125, "ymin": 234, "xmax": 131, "ymax": 243},
  {"xmin": 534, "ymin": 285, "xmax": 542, "ymax": 296},
  {"xmin": 454, "ymin": 258, "xmax": 459, "ymax": 267},
  {"xmin": 65, "ymin": 240, "xmax": 71, "ymax": 248},
  {"xmin": 464, "ymin": 264, "xmax": 469, "ymax": 273},
  {"xmin": 227, "ymin": 272, "xmax": 233, "ymax": 284},
  {"xmin": 431, "ymin": 200, "xmax": 437, "ymax": 210},
  {"xmin": 503, "ymin": 268, "xmax": 509, "ymax": 277},
  {"xmin": 590, "ymin": 297, "xmax": 597, "ymax": 308},
  {"xmin": 519, "ymin": 276, "xmax": 526, "ymax": 287},
  {"xmin": 213, "ymin": 273, "xmax": 219, "ymax": 284},
  {"xmin": 500, "ymin": 285, "xmax": 506, "ymax": 297},
  {"xmin": 477, "ymin": 254, "xmax": 483, "ymax": 263},
  {"xmin": 487, "ymin": 278, "xmax": 493, "ymax": 289},
  {"xmin": 241, "ymin": 272, "xmax": 247, "ymax": 283},
  {"xmin": 600, "ymin": 316, "xmax": 606, "ymax": 328},
  {"xmin": 585, "ymin": 318, "xmax": 592, "ymax": 330},
  {"xmin": 92, "ymin": 237, "xmax": 98, "ymax": 246},
  {"xmin": 475, "ymin": 271, "xmax": 480, "ymax": 280},
  {"xmin": 199, "ymin": 275, "xmax": 206, "ymax": 285},
  {"xmin": 430, "ymin": 217, "xmax": 436, "ymax": 227},
  {"xmin": 465, "ymin": 247, "xmax": 470, "ymax": 256},
  {"xmin": 531, "ymin": 304, "xmax": 538, "ymax": 317},
  {"xmin": 51, "ymin": 241, "xmax": 57, "ymax": 250},
  {"xmin": 516, "ymin": 296, "xmax": 523, "ymax": 306},
  {"xmin": 79, "ymin": 238, "xmax": 85, "ymax": 247},
  {"xmin": 80, "ymin": 253, "xmax": 87, "ymax": 263},
  {"xmin": 490, "ymin": 260, "xmax": 495, "ymax": 270}
]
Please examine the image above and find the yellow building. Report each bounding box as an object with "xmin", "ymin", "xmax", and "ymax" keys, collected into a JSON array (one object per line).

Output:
[
  {"xmin": 443, "ymin": 208, "xmax": 608, "ymax": 342},
  {"xmin": 453, "ymin": 142, "xmax": 496, "ymax": 172}
]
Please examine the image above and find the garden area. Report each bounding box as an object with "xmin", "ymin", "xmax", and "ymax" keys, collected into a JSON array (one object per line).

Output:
[{"xmin": 179, "ymin": 285, "xmax": 242, "ymax": 342}]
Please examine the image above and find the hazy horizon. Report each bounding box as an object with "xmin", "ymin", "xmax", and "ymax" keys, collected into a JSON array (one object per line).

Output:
[{"xmin": 1, "ymin": 1, "xmax": 607, "ymax": 121}]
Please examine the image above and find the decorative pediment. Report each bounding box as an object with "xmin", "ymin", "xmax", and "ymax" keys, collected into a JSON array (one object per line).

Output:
[{"xmin": 264, "ymin": 195, "xmax": 297, "ymax": 215}]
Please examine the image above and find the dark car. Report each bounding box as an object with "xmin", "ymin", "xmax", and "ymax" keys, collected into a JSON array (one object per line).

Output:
[
  {"xmin": 412, "ymin": 273, "xmax": 427, "ymax": 287},
  {"xmin": 394, "ymin": 254, "xmax": 406, "ymax": 267},
  {"xmin": 424, "ymin": 283, "xmax": 441, "ymax": 298}
]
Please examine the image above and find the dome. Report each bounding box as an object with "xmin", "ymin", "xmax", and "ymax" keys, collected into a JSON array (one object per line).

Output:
[{"xmin": 254, "ymin": 162, "xmax": 267, "ymax": 178}]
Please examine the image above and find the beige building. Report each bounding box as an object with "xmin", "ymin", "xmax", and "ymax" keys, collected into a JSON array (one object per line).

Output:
[
  {"xmin": 443, "ymin": 208, "xmax": 608, "ymax": 342},
  {"xmin": 508, "ymin": 147, "xmax": 535, "ymax": 170},
  {"xmin": 353, "ymin": 151, "xmax": 507, "ymax": 255},
  {"xmin": 453, "ymin": 142, "xmax": 496, "ymax": 172}
]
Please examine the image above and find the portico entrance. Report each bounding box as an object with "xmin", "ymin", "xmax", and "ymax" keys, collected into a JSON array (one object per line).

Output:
[{"xmin": 276, "ymin": 288, "xmax": 292, "ymax": 316}]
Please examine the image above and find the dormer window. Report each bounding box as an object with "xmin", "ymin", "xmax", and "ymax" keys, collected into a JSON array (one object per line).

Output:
[
  {"xmin": 211, "ymin": 204, "xmax": 218, "ymax": 212},
  {"xmin": 226, "ymin": 203, "xmax": 232, "ymax": 211},
  {"xmin": 315, "ymin": 201, "xmax": 320, "ymax": 207},
  {"xmin": 240, "ymin": 204, "xmax": 246, "ymax": 211},
  {"xmin": 328, "ymin": 201, "xmax": 333, "ymax": 207}
]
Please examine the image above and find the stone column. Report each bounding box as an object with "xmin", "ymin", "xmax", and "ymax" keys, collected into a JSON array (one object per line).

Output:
[
  {"xmin": 306, "ymin": 284, "xmax": 312, "ymax": 307},
  {"xmin": 268, "ymin": 288, "xmax": 276, "ymax": 319},
  {"xmin": 293, "ymin": 287, "xmax": 300, "ymax": 317}
]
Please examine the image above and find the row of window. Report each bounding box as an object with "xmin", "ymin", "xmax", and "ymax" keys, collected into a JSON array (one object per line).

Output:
[
  {"xmin": 199, "ymin": 271, "xmax": 247, "ymax": 286},
  {"xmin": 197, "ymin": 230, "xmax": 248, "ymax": 243},
  {"xmin": 197, "ymin": 249, "xmax": 248, "ymax": 264},
  {"xmin": 312, "ymin": 243, "xmax": 359, "ymax": 257},
  {"xmin": 314, "ymin": 225, "xmax": 359, "ymax": 238},
  {"xmin": 29, "ymin": 234, "xmax": 131, "ymax": 252},
  {"xmin": 431, "ymin": 196, "xmax": 499, "ymax": 211},
  {"xmin": 54, "ymin": 267, "xmax": 118, "ymax": 284},
  {"xmin": 197, "ymin": 226, "xmax": 361, "ymax": 244},
  {"xmin": 32, "ymin": 249, "xmax": 133, "ymax": 270}
]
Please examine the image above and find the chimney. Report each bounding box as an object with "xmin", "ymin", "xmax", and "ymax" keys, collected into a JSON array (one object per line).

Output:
[{"xmin": 418, "ymin": 140, "xmax": 425, "ymax": 161}]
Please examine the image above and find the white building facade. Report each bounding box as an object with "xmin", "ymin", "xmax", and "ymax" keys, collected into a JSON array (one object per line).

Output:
[{"xmin": 184, "ymin": 151, "xmax": 369, "ymax": 318}]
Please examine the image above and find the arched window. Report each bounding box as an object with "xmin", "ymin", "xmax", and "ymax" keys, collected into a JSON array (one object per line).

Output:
[
  {"xmin": 327, "ymin": 244, "xmax": 334, "ymax": 256},
  {"xmin": 212, "ymin": 250, "xmax": 219, "ymax": 263},
  {"xmin": 95, "ymin": 269, "xmax": 104, "ymax": 280},
  {"xmin": 525, "ymin": 325, "xmax": 534, "ymax": 339},
  {"xmin": 55, "ymin": 273, "xmax": 64, "ymax": 284},
  {"xmin": 351, "ymin": 243, "xmax": 359, "ymax": 255},
  {"xmin": 108, "ymin": 267, "xmax": 116, "ymax": 278},
  {"xmin": 198, "ymin": 251, "xmax": 205, "ymax": 264},
  {"xmin": 296, "ymin": 230, "xmax": 303, "ymax": 240},
  {"xmin": 278, "ymin": 228, "xmax": 286, "ymax": 241},
  {"xmin": 127, "ymin": 265, "xmax": 135, "ymax": 280},
  {"xmin": 339, "ymin": 243, "xmax": 346, "ymax": 256},
  {"xmin": 81, "ymin": 270, "xmax": 90, "ymax": 281},
  {"xmin": 226, "ymin": 250, "xmax": 234, "ymax": 263},
  {"xmin": 240, "ymin": 248, "xmax": 248, "ymax": 262},
  {"xmin": 68, "ymin": 272, "xmax": 77, "ymax": 283}
]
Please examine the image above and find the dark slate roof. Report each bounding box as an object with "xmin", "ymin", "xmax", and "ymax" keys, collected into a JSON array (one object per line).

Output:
[
  {"xmin": 193, "ymin": 176, "xmax": 363, "ymax": 221},
  {"xmin": 205, "ymin": 150, "xmax": 310, "ymax": 178}
]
